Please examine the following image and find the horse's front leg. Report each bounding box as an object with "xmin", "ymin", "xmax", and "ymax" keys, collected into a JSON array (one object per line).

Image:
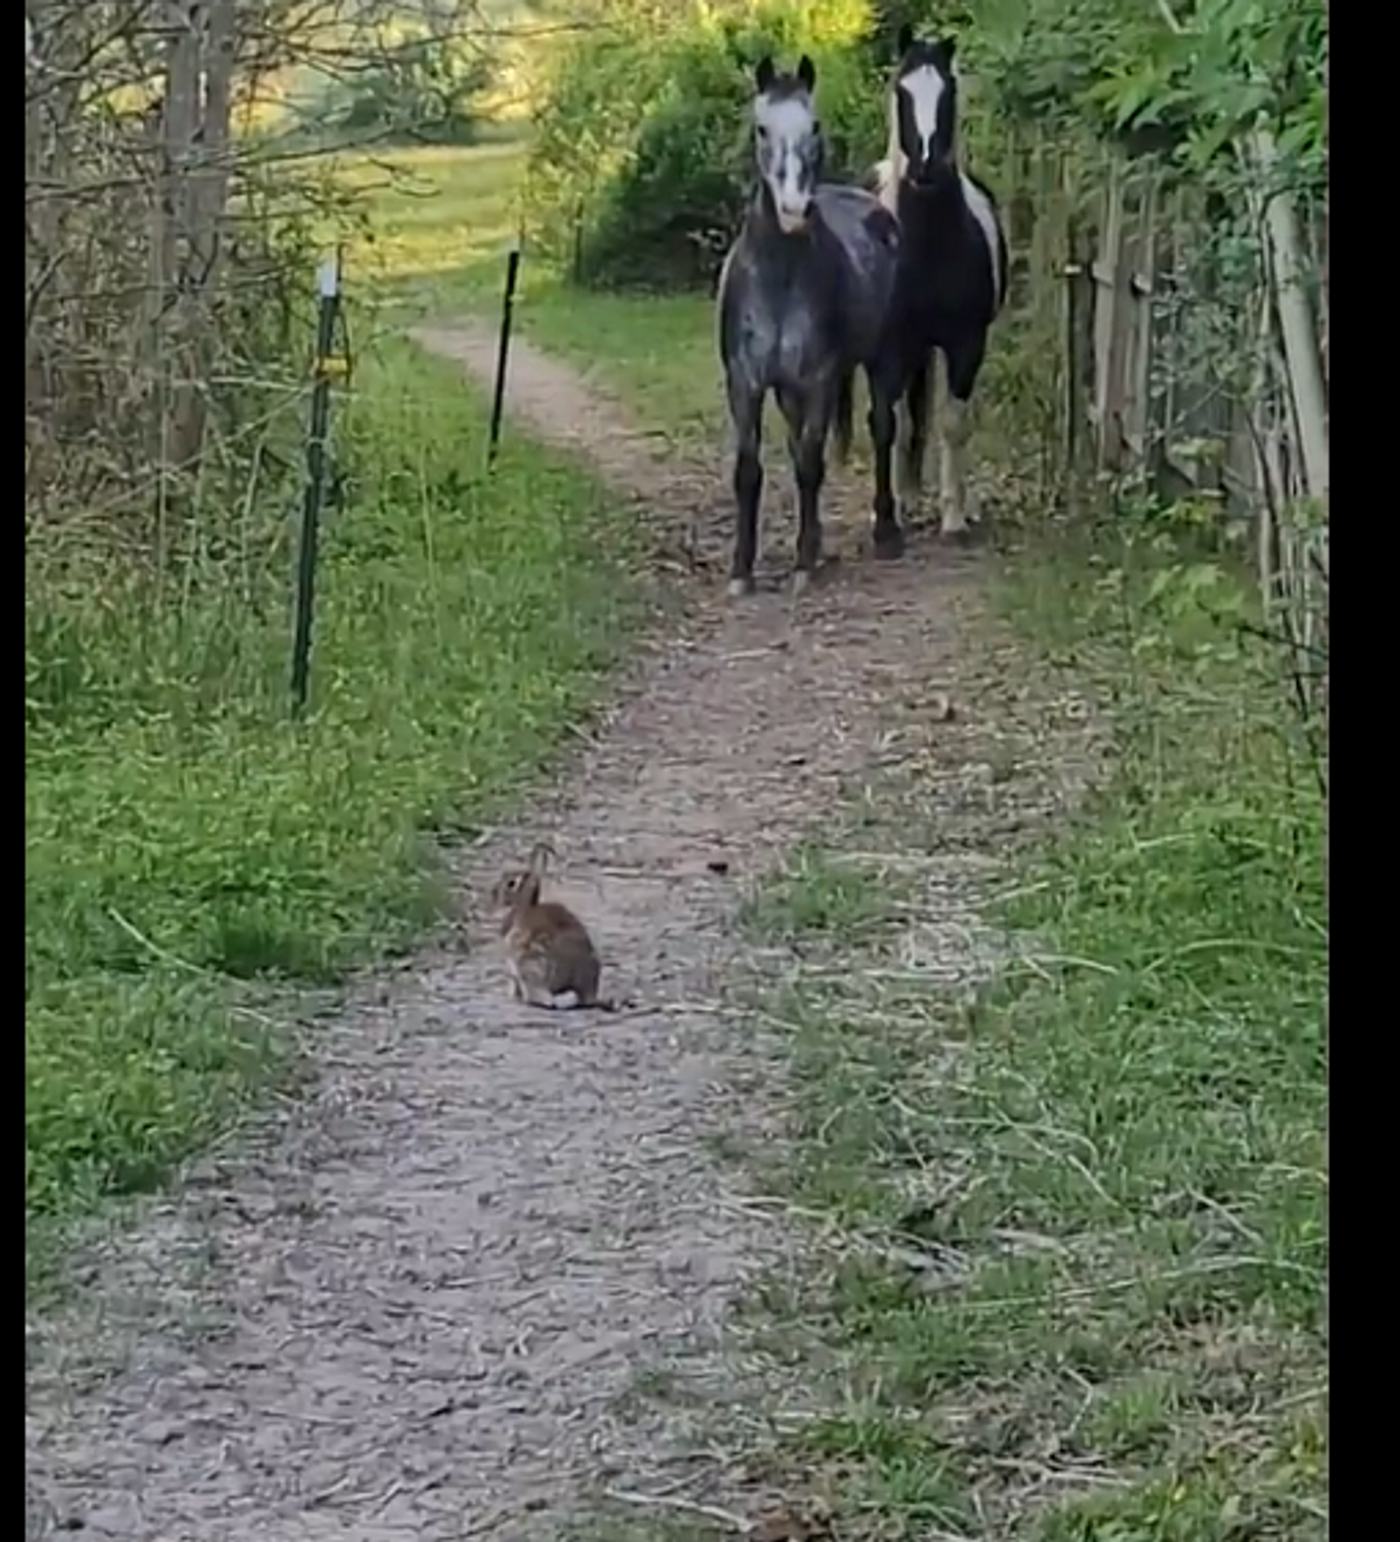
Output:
[
  {"xmin": 726, "ymin": 373, "xmax": 764, "ymax": 597},
  {"xmin": 780, "ymin": 384, "xmax": 831, "ymax": 594},
  {"xmin": 896, "ymin": 355, "xmax": 932, "ymax": 522},
  {"xmin": 866, "ymin": 358, "xmax": 903, "ymax": 560},
  {"xmin": 941, "ymin": 333, "xmax": 988, "ymax": 540}
]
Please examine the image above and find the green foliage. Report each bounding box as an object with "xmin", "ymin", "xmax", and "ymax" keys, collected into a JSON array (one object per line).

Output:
[
  {"xmin": 951, "ymin": 0, "xmax": 1326, "ymax": 198},
  {"xmin": 929, "ymin": 0, "xmax": 1326, "ymax": 543},
  {"xmin": 1091, "ymin": 0, "xmax": 1325, "ymax": 177},
  {"xmin": 526, "ymin": 0, "xmax": 885, "ymax": 291},
  {"xmin": 525, "ymin": 0, "xmax": 1325, "ymax": 294},
  {"xmin": 325, "ymin": 31, "xmax": 496, "ymax": 145},
  {"xmin": 869, "ymin": 0, "xmax": 1321, "ymax": 175},
  {"xmin": 25, "ymin": 336, "xmax": 642, "ymax": 1265}
]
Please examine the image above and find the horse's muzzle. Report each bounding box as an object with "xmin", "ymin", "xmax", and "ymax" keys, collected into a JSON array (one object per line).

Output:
[{"xmin": 775, "ymin": 200, "xmax": 815, "ymax": 234}]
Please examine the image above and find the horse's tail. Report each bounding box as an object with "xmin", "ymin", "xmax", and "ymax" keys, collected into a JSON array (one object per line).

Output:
[{"xmin": 831, "ymin": 370, "xmax": 856, "ymax": 467}]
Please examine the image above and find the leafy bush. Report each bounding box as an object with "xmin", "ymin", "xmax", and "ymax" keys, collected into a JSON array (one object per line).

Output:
[
  {"xmin": 527, "ymin": 0, "xmax": 886, "ymax": 291},
  {"xmin": 928, "ymin": 0, "xmax": 1325, "ymax": 186}
]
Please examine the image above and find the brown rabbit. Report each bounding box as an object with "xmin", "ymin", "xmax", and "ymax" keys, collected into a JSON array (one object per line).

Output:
[{"xmin": 489, "ymin": 842, "xmax": 613, "ymax": 1010}]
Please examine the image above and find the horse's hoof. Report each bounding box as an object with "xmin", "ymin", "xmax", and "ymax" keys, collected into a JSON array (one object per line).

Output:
[
  {"xmin": 791, "ymin": 567, "xmax": 815, "ymax": 598},
  {"xmin": 727, "ymin": 575, "xmax": 755, "ymax": 599},
  {"xmin": 873, "ymin": 527, "xmax": 906, "ymax": 561},
  {"xmin": 940, "ymin": 525, "xmax": 975, "ymax": 548}
]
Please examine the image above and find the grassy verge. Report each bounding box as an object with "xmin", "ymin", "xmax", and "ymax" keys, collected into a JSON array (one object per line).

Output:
[
  {"xmin": 722, "ymin": 524, "xmax": 1327, "ymax": 1539},
  {"xmin": 341, "ymin": 141, "xmax": 724, "ymax": 444},
  {"xmin": 26, "ymin": 332, "xmax": 644, "ymax": 1277}
]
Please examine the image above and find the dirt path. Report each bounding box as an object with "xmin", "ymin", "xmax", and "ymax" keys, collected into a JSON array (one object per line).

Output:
[{"xmin": 26, "ymin": 323, "xmax": 1049, "ymax": 1541}]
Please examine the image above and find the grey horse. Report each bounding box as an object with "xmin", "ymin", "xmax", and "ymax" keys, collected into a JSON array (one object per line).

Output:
[{"xmin": 716, "ymin": 54, "xmax": 906, "ymax": 597}]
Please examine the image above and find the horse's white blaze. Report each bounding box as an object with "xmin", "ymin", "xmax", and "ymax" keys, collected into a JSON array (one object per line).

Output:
[
  {"xmin": 960, "ymin": 171, "xmax": 1003, "ymax": 304},
  {"xmin": 900, "ymin": 65, "xmax": 946, "ymax": 162},
  {"xmin": 756, "ymin": 96, "xmax": 816, "ymax": 230}
]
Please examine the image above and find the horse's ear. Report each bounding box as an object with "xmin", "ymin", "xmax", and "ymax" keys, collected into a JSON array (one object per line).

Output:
[
  {"xmin": 797, "ymin": 54, "xmax": 816, "ymax": 93},
  {"xmin": 755, "ymin": 55, "xmax": 775, "ymax": 93},
  {"xmin": 896, "ymin": 23, "xmax": 915, "ymax": 56},
  {"xmin": 939, "ymin": 36, "xmax": 958, "ymax": 65}
]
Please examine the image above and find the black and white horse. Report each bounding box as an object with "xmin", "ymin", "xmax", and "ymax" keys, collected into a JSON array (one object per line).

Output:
[
  {"xmin": 875, "ymin": 27, "xmax": 1008, "ymax": 539},
  {"xmin": 717, "ymin": 55, "xmax": 905, "ymax": 596}
]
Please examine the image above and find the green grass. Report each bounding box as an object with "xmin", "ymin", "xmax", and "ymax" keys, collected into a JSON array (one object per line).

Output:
[
  {"xmin": 26, "ymin": 333, "xmax": 645, "ymax": 1273},
  {"xmin": 340, "ymin": 139, "xmax": 530, "ymax": 302},
  {"xmin": 511, "ymin": 286, "xmax": 720, "ymax": 443},
  {"xmin": 340, "ymin": 141, "xmax": 724, "ymax": 444},
  {"xmin": 719, "ymin": 525, "xmax": 1327, "ymax": 1538}
]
